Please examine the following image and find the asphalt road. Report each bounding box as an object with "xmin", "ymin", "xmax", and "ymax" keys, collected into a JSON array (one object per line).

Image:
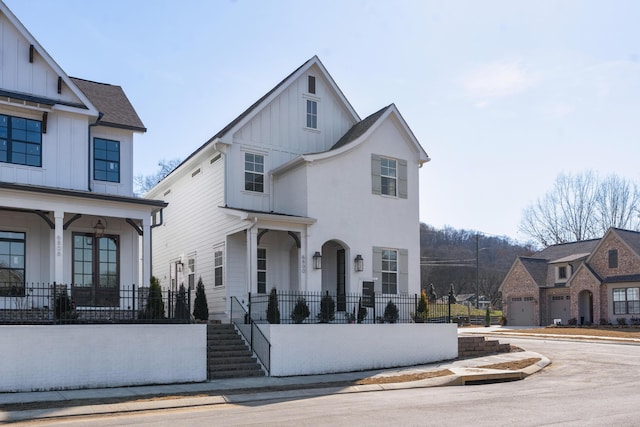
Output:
[{"xmin": 23, "ymin": 336, "xmax": 640, "ymax": 427}]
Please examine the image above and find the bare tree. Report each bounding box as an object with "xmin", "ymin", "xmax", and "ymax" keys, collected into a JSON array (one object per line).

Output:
[
  {"xmin": 594, "ymin": 174, "xmax": 640, "ymax": 235},
  {"xmin": 520, "ymin": 171, "xmax": 640, "ymax": 247},
  {"xmin": 134, "ymin": 158, "xmax": 181, "ymax": 196}
]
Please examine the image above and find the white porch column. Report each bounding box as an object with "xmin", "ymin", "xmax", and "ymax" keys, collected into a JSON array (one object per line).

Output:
[
  {"xmin": 246, "ymin": 223, "xmax": 258, "ymax": 293},
  {"xmin": 54, "ymin": 211, "xmax": 64, "ymax": 284},
  {"xmin": 142, "ymin": 218, "xmax": 151, "ymax": 287},
  {"xmin": 300, "ymin": 228, "xmax": 308, "ymax": 291}
]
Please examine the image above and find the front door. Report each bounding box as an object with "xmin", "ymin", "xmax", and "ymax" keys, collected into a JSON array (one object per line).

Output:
[
  {"xmin": 337, "ymin": 249, "xmax": 346, "ymax": 311},
  {"xmin": 72, "ymin": 233, "xmax": 119, "ymax": 307}
]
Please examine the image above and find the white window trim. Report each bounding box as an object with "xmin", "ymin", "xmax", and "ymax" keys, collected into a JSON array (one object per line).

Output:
[
  {"xmin": 213, "ymin": 244, "xmax": 224, "ymax": 288},
  {"xmin": 303, "ymin": 95, "xmax": 320, "ymax": 132},
  {"xmin": 243, "ymin": 151, "xmax": 266, "ymax": 194}
]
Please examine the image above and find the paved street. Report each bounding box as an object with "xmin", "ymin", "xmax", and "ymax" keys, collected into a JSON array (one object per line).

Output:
[{"xmin": 20, "ymin": 336, "xmax": 640, "ymax": 427}]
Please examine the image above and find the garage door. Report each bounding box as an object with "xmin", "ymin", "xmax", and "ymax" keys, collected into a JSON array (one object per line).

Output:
[
  {"xmin": 509, "ymin": 296, "xmax": 534, "ymax": 326},
  {"xmin": 549, "ymin": 295, "xmax": 570, "ymax": 325}
]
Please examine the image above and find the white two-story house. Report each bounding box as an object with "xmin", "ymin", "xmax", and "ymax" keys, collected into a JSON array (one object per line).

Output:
[
  {"xmin": 0, "ymin": 2, "xmax": 165, "ymax": 308},
  {"xmin": 146, "ymin": 56, "xmax": 429, "ymax": 319}
]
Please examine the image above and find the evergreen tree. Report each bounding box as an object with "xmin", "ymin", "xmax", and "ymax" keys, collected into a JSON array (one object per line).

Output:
[
  {"xmin": 266, "ymin": 287, "xmax": 280, "ymax": 324},
  {"xmin": 143, "ymin": 276, "xmax": 165, "ymax": 320},
  {"xmin": 175, "ymin": 284, "xmax": 190, "ymax": 321},
  {"xmin": 193, "ymin": 277, "xmax": 209, "ymax": 321}
]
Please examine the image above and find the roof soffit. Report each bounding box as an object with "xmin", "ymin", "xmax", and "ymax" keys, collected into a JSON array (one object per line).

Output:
[{"xmin": 0, "ymin": 2, "xmax": 99, "ymax": 117}]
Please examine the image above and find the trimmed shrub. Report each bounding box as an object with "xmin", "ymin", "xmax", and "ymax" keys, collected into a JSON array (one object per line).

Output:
[
  {"xmin": 384, "ymin": 299, "xmax": 399, "ymax": 323},
  {"xmin": 266, "ymin": 287, "xmax": 280, "ymax": 324},
  {"xmin": 485, "ymin": 306, "xmax": 491, "ymax": 327},
  {"xmin": 142, "ymin": 276, "xmax": 165, "ymax": 320},
  {"xmin": 414, "ymin": 289, "xmax": 429, "ymax": 322},
  {"xmin": 568, "ymin": 317, "xmax": 577, "ymax": 326},
  {"xmin": 54, "ymin": 291, "xmax": 77, "ymax": 321},
  {"xmin": 193, "ymin": 277, "xmax": 209, "ymax": 321},
  {"xmin": 357, "ymin": 298, "xmax": 367, "ymax": 324},
  {"xmin": 174, "ymin": 284, "xmax": 190, "ymax": 321},
  {"xmin": 291, "ymin": 297, "xmax": 310, "ymax": 324},
  {"xmin": 318, "ymin": 293, "xmax": 335, "ymax": 323},
  {"xmin": 617, "ymin": 317, "xmax": 627, "ymax": 326}
]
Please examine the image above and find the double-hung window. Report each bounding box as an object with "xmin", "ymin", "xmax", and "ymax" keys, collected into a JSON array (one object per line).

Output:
[
  {"xmin": 381, "ymin": 249, "xmax": 398, "ymax": 294},
  {"xmin": 214, "ymin": 246, "xmax": 224, "ymax": 287},
  {"xmin": 0, "ymin": 114, "xmax": 42, "ymax": 167},
  {"xmin": 0, "ymin": 231, "xmax": 25, "ymax": 296},
  {"xmin": 613, "ymin": 287, "xmax": 640, "ymax": 315},
  {"xmin": 244, "ymin": 153, "xmax": 264, "ymax": 192},
  {"xmin": 306, "ymin": 100, "xmax": 318, "ymax": 129},
  {"xmin": 380, "ymin": 157, "xmax": 397, "ymax": 196},
  {"xmin": 371, "ymin": 154, "xmax": 407, "ymax": 199},
  {"xmin": 94, "ymin": 138, "xmax": 120, "ymax": 182}
]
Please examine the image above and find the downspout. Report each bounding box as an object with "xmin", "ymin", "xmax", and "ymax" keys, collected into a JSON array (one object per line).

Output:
[
  {"xmin": 87, "ymin": 112, "xmax": 104, "ymax": 191},
  {"xmin": 149, "ymin": 208, "xmax": 164, "ymax": 282}
]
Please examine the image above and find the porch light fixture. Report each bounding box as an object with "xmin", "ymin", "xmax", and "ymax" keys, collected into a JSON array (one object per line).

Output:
[
  {"xmin": 93, "ymin": 220, "xmax": 106, "ymax": 238},
  {"xmin": 354, "ymin": 254, "xmax": 364, "ymax": 272},
  {"xmin": 313, "ymin": 251, "xmax": 322, "ymax": 269}
]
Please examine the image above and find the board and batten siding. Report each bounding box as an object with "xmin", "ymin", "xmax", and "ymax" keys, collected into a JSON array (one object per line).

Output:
[{"xmin": 0, "ymin": 14, "xmax": 83, "ymax": 105}]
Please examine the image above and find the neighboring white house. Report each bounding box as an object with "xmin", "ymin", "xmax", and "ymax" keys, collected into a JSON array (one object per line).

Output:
[
  {"xmin": 0, "ymin": 1, "xmax": 165, "ymax": 307},
  {"xmin": 146, "ymin": 56, "xmax": 430, "ymax": 319}
]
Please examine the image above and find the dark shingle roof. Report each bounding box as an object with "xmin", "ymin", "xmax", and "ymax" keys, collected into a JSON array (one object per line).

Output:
[
  {"xmin": 330, "ymin": 105, "xmax": 390, "ymax": 150},
  {"xmin": 612, "ymin": 228, "xmax": 640, "ymax": 257},
  {"xmin": 519, "ymin": 257, "xmax": 549, "ymax": 287},
  {"xmin": 534, "ymin": 239, "xmax": 599, "ymax": 262},
  {"xmin": 70, "ymin": 77, "xmax": 146, "ymax": 132}
]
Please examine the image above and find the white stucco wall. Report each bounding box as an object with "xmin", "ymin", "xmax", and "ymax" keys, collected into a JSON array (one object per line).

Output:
[
  {"xmin": 0, "ymin": 324, "xmax": 206, "ymax": 392},
  {"xmin": 266, "ymin": 323, "xmax": 457, "ymax": 376}
]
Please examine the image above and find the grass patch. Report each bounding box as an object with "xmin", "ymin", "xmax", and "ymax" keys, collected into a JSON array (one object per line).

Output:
[
  {"xmin": 356, "ymin": 369, "xmax": 454, "ymax": 385},
  {"xmin": 478, "ymin": 358, "xmax": 541, "ymax": 371}
]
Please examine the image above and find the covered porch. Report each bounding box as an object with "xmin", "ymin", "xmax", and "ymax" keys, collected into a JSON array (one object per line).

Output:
[{"xmin": 0, "ymin": 182, "xmax": 165, "ymax": 309}]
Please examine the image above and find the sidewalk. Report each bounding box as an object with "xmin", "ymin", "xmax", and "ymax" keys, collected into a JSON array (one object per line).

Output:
[{"xmin": 0, "ymin": 347, "xmax": 549, "ymax": 423}]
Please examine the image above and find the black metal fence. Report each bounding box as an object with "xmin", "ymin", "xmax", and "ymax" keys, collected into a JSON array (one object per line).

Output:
[
  {"xmin": 0, "ymin": 283, "xmax": 192, "ymax": 324},
  {"xmin": 248, "ymin": 290, "xmax": 455, "ymax": 324}
]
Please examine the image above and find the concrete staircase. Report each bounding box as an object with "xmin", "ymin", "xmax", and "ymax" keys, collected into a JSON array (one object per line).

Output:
[{"xmin": 207, "ymin": 323, "xmax": 265, "ymax": 379}]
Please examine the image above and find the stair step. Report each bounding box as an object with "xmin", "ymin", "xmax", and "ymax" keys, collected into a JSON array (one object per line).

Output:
[
  {"xmin": 208, "ymin": 370, "xmax": 265, "ymax": 379},
  {"xmin": 209, "ymin": 362, "xmax": 262, "ymax": 372},
  {"xmin": 208, "ymin": 356, "xmax": 257, "ymax": 365},
  {"xmin": 208, "ymin": 349, "xmax": 252, "ymax": 358}
]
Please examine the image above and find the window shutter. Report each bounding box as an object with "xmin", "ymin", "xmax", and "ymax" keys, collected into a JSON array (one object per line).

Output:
[
  {"xmin": 372, "ymin": 246, "xmax": 382, "ymax": 293},
  {"xmin": 371, "ymin": 154, "xmax": 381, "ymax": 195},
  {"xmin": 398, "ymin": 159, "xmax": 408, "ymax": 199},
  {"xmin": 399, "ymin": 249, "xmax": 409, "ymax": 293}
]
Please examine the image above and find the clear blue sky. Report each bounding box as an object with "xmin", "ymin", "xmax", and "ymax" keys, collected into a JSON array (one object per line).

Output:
[{"xmin": 7, "ymin": 0, "xmax": 640, "ymax": 242}]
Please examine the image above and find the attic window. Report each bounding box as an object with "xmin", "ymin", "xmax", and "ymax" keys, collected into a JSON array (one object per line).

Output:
[
  {"xmin": 308, "ymin": 76, "xmax": 316, "ymax": 94},
  {"xmin": 609, "ymin": 250, "xmax": 618, "ymax": 268},
  {"xmin": 306, "ymin": 99, "xmax": 317, "ymax": 129},
  {"xmin": 558, "ymin": 266, "xmax": 567, "ymax": 280}
]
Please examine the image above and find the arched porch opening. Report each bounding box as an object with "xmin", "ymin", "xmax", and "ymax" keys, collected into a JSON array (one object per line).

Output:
[
  {"xmin": 321, "ymin": 240, "xmax": 350, "ymax": 312},
  {"xmin": 578, "ymin": 290, "xmax": 593, "ymax": 325}
]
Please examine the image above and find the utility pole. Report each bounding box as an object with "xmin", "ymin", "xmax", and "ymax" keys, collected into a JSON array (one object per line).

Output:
[{"xmin": 476, "ymin": 233, "xmax": 480, "ymax": 309}]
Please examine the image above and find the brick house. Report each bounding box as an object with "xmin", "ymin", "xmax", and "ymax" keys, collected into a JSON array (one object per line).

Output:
[{"xmin": 500, "ymin": 228, "xmax": 640, "ymax": 326}]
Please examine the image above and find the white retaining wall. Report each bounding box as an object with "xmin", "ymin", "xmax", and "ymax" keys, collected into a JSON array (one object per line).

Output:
[
  {"xmin": 0, "ymin": 324, "xmax": 206, "ymax": 392},
  {"xmin": 265, "ymin": 323, "xmax": 458, "ymax": 376}
]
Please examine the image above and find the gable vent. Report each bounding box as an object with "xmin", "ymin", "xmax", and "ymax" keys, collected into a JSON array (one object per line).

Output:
[
  {"xmin": 308, "ymin": 76, "xmax": 316, "ymax": 94},
  {"xmin": 210, "ymin": 153, "xmax": 221, "ymax": 164},
  {"xmin": 191, "ymin": 168, "xmax": 201, "ymax": 177},
  {"xmin": 163, "ymin": 189, "xmax": 171, "ymax": 196},
  {"xmin": 29, "ymin": 44, "xmax": 35, "ymax": 63}
]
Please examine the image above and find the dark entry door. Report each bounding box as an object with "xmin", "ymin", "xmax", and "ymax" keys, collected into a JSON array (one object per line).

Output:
[{"xmin": 337, "ymin": 249, "xmax": 346, "ymax": 311}]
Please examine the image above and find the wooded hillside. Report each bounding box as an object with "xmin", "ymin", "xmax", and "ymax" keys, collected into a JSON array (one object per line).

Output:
[{"xmin": 420, "ymin": 224, "xmax": 535, "ymax": 308}]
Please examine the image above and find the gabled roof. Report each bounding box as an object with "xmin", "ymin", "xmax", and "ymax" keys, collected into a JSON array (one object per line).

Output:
[
  {"xmin": 534, "ymin": 239, "xmax": 599, "ymax": 262},
  {"xmin": 163, "ymin": 56, "xmax": 361, "ymax": 182},
  {"xmin": 71, "ymin": 78, "xmax": 146, "ymax": 132},
  {"xmin": 331, "ymin": 105, "xmax": 390, "ymax": 150},
  {"xmin": 273, "ymin": 103, "xmax": 430, "ymax": 176},
  {"xmin": 519, "ymin": 257, "xmax": 549, "ymax": 287},
  {"xmin": 611, "ymin": 228, "xmax": 640, "ymax": 257},
  {"xmin": 0, "ymin": 1, "xmax": 98, "ymax": 117}
]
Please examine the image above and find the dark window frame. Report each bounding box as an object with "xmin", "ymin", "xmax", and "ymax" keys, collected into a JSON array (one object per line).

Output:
[
  {"xmin": 308, "ymin": 76, "xmax": 316, "ymax": 94},
  {"xmin": 71, "ymin": 232, "xmax": 120, "ymax": 306},
  {"xmin": 214, "ymin": 247, "xmax": 224, "ymax": 287},
  {"xmin": 613, "ymin": 287, "xmax": 640, "ymax": 315},
  {"xmin": 558, "ymin": 266, "xmax": 567, "ymax": 280},
  {"xmin": 93, "ymin": 137, "xmax": 120, "ymax": 183},
  {"xmin": 0, "ymin": 231, "xmax": 26, "ymax": 296},
  {"xmin": 609, "ymin": 249, "xmax": 618, "ymax": 268},
  {"xmin": 0, "ymin": 114, "xmax": 42, "ymax": 167}
]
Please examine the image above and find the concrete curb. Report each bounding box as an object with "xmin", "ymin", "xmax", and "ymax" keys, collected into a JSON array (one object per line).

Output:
[{"xmin": 0, "ymin": 355, "xmax": 551, "ymax": 423}]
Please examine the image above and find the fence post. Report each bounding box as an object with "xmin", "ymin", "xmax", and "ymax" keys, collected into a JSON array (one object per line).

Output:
[
  {"xmin": 132, "ymin": 284, "xmax": 136, "ymax": 319},
  {"xmin": 51, "ymin": 282, "xmax": 56, "ymax": 324},
  {"xmin": 188, "ymin": 287, "xmax": 192, "ymax": 322},
  {"xmin": 247, "ymin": 292, "xmax": 252, "ymax": 325}
]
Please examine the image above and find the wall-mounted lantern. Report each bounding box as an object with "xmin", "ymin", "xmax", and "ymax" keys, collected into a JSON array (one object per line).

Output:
[
  {"xmin": 313, "ymin": 251, "xmax": 322, "ymax": 269},
  {"xmin": 354, "ymin": 254, "xmax": 364, "ymax": 272},
  {"xmin": 93, "ymin": 219, "xmax": 106, "ymax": 238}
]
